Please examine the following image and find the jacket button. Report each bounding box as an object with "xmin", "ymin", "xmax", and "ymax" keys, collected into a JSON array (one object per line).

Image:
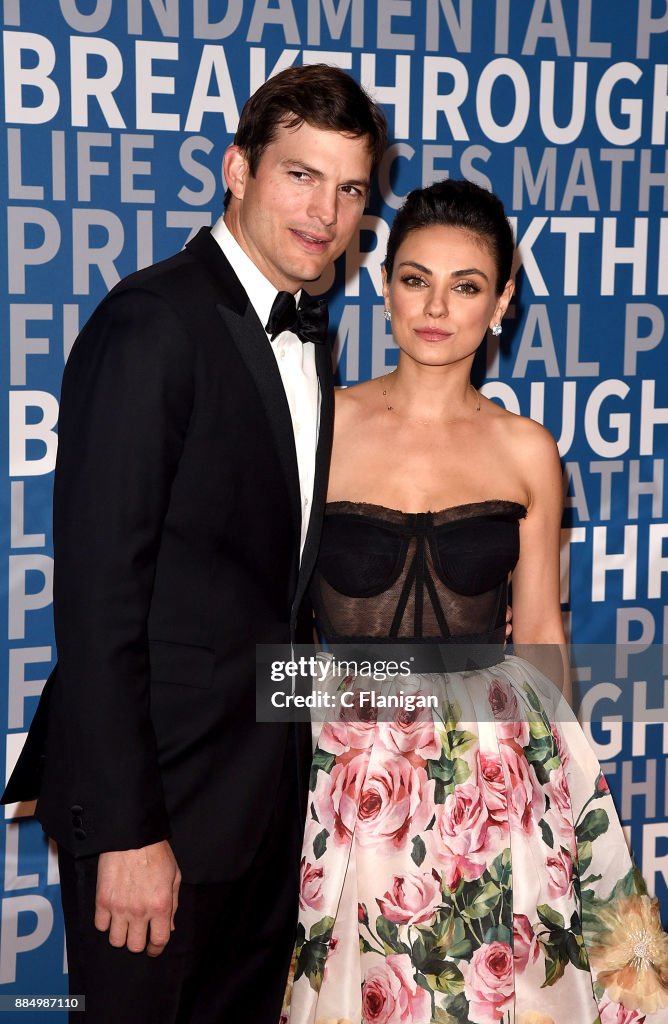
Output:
[
  {"xmin": 72, "ymin": 815, "xmax": 83, "ymax": 828},
  {"xmin": 73, "ymin": 828, "xmax": 87, "ymax": 841},
  {"xmin": 70, "ymin": 804, "xmax": 83, "ymax": 814}
]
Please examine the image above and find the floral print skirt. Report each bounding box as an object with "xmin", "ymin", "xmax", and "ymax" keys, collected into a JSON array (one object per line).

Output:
[{"xmin": 283, "ymin": 656, "xmax": 668, "ymax": 1024}]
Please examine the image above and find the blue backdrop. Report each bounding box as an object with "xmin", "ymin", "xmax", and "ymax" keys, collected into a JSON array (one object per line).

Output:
[{"xmin": 1, "ymin": 0, "xmax": 667, "ymax": 1006}]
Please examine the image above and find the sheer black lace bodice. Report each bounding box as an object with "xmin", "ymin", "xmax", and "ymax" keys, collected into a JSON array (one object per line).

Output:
[{"xmin": 312, "ymin": 499, "xmax": 527, "ymax": 645}]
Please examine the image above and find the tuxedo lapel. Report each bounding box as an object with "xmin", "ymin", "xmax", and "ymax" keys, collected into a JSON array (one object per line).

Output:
[
  {"xmin": 216, "ymin": 299, "xmax": 303, "ymax": 544},
  {"xmin": 292, "ymin": 335, "xmax": 334, "ymax": 621},
  {"xmin": 186, "ymin": 229, "xmax": 303, "ymax": 553},
  {"xmin": 186, "ymin": 228, "xmax": 333, "ymax": 630}
]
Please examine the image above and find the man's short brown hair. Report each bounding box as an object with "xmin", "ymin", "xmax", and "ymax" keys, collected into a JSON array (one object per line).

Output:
[{"xmin": 224, "ymin": 64, "xmax": 387, "ymax": 208}]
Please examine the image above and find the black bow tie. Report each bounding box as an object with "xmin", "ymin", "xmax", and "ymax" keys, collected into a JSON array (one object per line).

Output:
[{"xmin": 265, "ymin": 290, "xmax": 328, "ymax": 345}]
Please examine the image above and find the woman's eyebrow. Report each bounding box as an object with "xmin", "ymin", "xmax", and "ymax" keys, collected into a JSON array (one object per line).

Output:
[
  {"xmin": 398, "ymin": 261, "xmax": 432, "ymax": 274},
  {"xmin": 397, "ymin": 261, "xmax": 489, "ymax": 282},
  {"xmin": 451, "ymin": 267, "xmax": 489, "ymax": 280}
]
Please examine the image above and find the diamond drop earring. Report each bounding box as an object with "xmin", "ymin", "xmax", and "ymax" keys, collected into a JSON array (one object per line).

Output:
[
  {"xmin": 384, "ymin": 309, "xmax": 392, "ymax": 321},
  {"xmin": 491, "ymin": 323, "xmax": 502, "ymax": 336}
]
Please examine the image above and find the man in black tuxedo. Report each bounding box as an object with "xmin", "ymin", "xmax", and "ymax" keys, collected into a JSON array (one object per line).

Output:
[{"xmin": 3, "ymin": 64, "xmax": 386, "ymax": 1023}]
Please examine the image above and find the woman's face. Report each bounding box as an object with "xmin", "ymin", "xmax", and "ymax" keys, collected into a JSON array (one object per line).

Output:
[{"xmin": 382, "ymin": 224, "xmax": 514, "ymax": 369}]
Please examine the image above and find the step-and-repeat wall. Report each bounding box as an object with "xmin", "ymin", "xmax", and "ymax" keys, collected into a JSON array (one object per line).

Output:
[{"xmin": 1, "ymin": 0, "xmax": 667, "ymax": 1004}]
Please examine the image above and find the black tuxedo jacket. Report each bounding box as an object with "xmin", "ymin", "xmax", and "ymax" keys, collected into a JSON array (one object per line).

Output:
[{"xmin": 3, "ymin": 228, "xmax": 333, "ymax": 883}]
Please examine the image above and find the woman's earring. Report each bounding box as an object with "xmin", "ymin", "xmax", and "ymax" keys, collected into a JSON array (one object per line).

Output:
[
  {"xmin": 384, "ymin": 309, "xmax": 392, "ymax": 321},
  {"xmin": 491, "ymin": 323, "xmax": 502, "ymax": 336}
]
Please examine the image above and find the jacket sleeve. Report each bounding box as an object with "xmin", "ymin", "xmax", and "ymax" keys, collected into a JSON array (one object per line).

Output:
[{"xmin": 51, "ymin": 285, "xmax": 195, "ymax": 855}]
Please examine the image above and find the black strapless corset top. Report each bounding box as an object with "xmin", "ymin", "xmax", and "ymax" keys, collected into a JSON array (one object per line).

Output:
[{"xmin": 311, "ymin": 499, "xmax": 527, "ymax": 652}]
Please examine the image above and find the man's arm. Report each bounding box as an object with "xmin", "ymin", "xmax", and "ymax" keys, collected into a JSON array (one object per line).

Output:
[
  {"xmin": 53, "ymin": 286, "xmax": 194, "ymax": 950},
  {"xmin": 95, "ymin": 842, "xmax": 181, "ymax": 956}
]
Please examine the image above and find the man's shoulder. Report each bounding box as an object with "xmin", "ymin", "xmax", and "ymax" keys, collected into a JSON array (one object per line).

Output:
[
  {"xmin": 77, "ymin": 251, "xmax": 199, "ymax": 354},
  {"xmin": 68, "ymin": 229, "xmax": 247, "ymax": 373},
  {"xmin": 110, "ymin": 235, "xmax": 211, "ymax": 305},
  {"xmin": 105, "ymin": 229, "xmax": 235, "ymax": 311}
]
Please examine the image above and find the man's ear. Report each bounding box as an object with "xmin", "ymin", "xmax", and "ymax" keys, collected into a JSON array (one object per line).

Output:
[{"xmin": 223, "ymin": 146, "xmax": 249, "ymax": 201}]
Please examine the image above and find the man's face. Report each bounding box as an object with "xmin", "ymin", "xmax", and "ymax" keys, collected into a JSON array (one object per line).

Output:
[{"xmin": 224, "ymin": 121, "xmax": 373, "ymax": 292}]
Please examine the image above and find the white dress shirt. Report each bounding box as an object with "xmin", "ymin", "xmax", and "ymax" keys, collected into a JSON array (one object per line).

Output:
[{"xmin": 211, "ymin": 217, "xmax": 320, "ymax": 559}]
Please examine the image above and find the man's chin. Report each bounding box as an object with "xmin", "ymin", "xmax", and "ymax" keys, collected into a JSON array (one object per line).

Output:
[{"xmin": 286, "ymin": 260, "xmax": 329, "ymax": 287}]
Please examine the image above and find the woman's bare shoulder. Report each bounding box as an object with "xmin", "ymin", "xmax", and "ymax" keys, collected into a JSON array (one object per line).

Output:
[
  {"xmin": 334, "ymin": 378, "xmax": 383, "ymax": 419},
  {"xmin": 485, "ymin": 399, "xmax": 559, "ymax": 458},
  {"xmin": 483, "ymin": 401, "xmax": 561, "ymax": 507}
]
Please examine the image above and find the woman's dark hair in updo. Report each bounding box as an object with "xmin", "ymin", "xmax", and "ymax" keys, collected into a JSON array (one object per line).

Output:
[{"xmin": 384, "ymin": 179, "xmax": 515, "ymax": 295}]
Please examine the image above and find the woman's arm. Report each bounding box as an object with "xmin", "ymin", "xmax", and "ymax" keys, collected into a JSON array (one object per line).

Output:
[{"xmin": 508, "ymin": 419, "xmax": 571, "ymax": 703}]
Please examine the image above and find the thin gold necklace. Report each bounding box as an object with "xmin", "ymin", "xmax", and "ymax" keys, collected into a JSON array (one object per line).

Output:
[{"xmin": 381, "ymin": 372, "xmax": 481, "ymax": 416}]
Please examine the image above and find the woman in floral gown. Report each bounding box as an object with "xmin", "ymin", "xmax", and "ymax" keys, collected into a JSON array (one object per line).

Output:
[{"xmin": 283, "ymin": 180, "xmax": 668, "ymax": 1024}]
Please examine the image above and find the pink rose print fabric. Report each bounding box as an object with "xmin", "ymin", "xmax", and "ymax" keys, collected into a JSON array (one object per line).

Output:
[
  {"xmin": 362, "ymin": 954, "xmax": 431, "ymax": 1024},
  {"xmin": 284, "ymin": 660, "xmax": 668, "ymax": 1024},
  {"xmin": 376, "ymin": 872, "xmax": 440, "ymax": 926},
  {"xmin": 355, "ymin": 756, "xmax": 433, "ymax": 853},
  {"xmin": 461, "ymin": 941, "xmax": 514, "ymax": 1024}
]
